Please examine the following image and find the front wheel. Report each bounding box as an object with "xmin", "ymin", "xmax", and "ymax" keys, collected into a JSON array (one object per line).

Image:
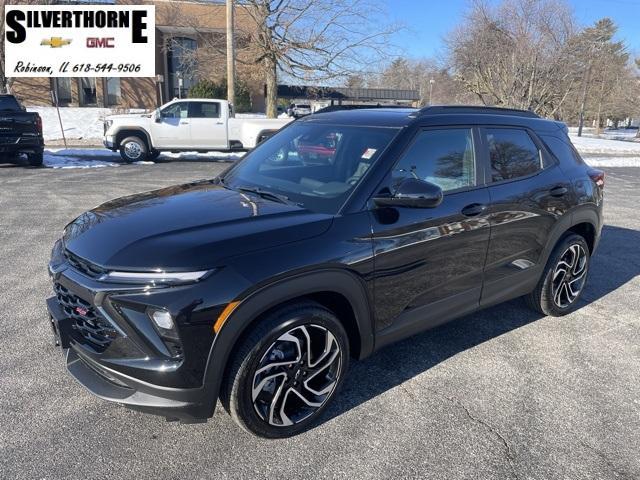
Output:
[
  {"xmin": 119, "ymin": 136, "xmax": 148, "ymax": 163},
  {"xmin": 525, "ymin": 233, "xmax": 590, "ymax": 316},
  {"xmin": 221, "ymin": 302, "xmax": 349, "ymax": 438}
]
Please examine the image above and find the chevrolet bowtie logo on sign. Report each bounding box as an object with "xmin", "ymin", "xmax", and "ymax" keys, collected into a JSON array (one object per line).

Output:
[
  {"xmin": 40, "ymin": 37, "xmax": 72, "ymax": 48},
  {"xmin": 4, "ymin": 5, "xmax": 155, "ymax": 78}
]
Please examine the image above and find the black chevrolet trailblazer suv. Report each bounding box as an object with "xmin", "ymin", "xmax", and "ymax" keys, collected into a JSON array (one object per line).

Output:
[{"xmin": 47, "ymin": 106, "xmax": 604, "ymax": 438}]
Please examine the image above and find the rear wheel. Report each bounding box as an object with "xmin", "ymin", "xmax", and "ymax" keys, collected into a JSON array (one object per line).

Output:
[
  {"xmin": 525, "ymin": 233, "xmax": 590, "ymax": 316},
  {"xmin": 27, "ymin": 151, "xmax": 44, "ymax": 167},
  {"xmin": 119, "ymin": 136, "xmax": 148, "ymax": 162},
  {"xmin": 221, "ymin": 302, "xmax": 349, "ymax": 438}
]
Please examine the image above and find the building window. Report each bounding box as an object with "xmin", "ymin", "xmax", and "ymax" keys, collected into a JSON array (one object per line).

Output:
[
  {"xmin": 105, "ymin": 78, "xmax": 121, "ymax": 106},
  {"xmin": 78, "ymin": 78, "xmax": 97, "ymax": 106},
  {"xmin": 167, "ymin": 37, "xmax": 197, "ymax": 99},
  {"xmin": 53, "ymin": 78, "xmax": 72, "ymax": 105}
]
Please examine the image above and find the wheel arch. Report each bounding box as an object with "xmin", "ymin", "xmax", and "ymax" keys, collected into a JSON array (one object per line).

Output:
[
  {"xmin": 200, "ymin": 269, "xmax": 375, "ymax": 415},
  {"xmin": 115, "ymin": 127, "xmax": 153, "ymax": 150},
  {"xmin": 542, "ymin": 207, "xmax": 600, "ymax": 264}
]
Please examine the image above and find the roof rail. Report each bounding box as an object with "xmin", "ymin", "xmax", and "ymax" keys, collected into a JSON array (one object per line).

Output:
[{"xmin": 416, "ymin": 105, "xmax": 540, "ymax": 119}]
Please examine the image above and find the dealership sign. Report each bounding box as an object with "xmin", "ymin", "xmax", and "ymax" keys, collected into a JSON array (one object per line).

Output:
[{"xmin": 4, "ymin": 5, "xmax": 155, "ymax": 77}]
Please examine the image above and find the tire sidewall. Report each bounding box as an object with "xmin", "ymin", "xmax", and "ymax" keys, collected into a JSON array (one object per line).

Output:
[
  {"xmin": 540, "ymin": 234, "xmax": 590, "ymax": 316},
  {"xmin": 231, "ymin": 307, "xmax": 349, "ymax": 438},
  {"xmin": 119, "ymin": 136, "xmax": 147, "ymax": 163}
]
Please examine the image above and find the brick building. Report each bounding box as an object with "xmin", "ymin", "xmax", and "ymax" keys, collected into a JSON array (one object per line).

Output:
[{"xmin": 10, "ymin": 0, "xmax": 265, "ymax": 111}]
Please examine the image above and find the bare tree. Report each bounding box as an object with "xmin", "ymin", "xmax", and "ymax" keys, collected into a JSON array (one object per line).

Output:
[
  {"xmin": 238, "ymin": 0, "xmax": 399, "ymax": 117},
  {"xmin": 447, "ymin": 0, "xmax": 577, "ymax": 117},
  {"xmin": 372, "ymin": 56, "xmax": 476, "ymax": 106}
]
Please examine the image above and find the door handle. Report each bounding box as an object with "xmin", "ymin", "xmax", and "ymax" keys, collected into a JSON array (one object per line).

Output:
[
  {"xmin": 180, "ymin": 121, "xmax": 189, "ymax": 125},
  {"xmin": 216, "ymin": 122, "xmax": 224, "ymax": 125},
  {"xmin": 549, "ymin": 186, "xmax": 568, "ymax": 197},
  {"xmin": 461, "ymin": 203, "xmax": 487, "ymax": 217}
]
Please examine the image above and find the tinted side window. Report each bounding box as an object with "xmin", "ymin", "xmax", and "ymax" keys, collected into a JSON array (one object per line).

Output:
[
  {"xmin": 486, "ymin": 128, "xmax": 541, "ymax": 182},
  {"xmin": 392, "ymin": 128, "xmax": 476, "ymax": 192},
  {"xmin": 189, "ymin": 102, "xmax": 220, "ymax": 119},
  {"xmin": 541, "ymin": 134, "xmax": 585, "ymax": 166}
]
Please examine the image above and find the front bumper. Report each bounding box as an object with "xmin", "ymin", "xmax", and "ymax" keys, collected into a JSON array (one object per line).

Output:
[
  {"xmin": 103, "ymin": 136, "xmax": 116, "ymax": 150},
  {"xmin": 46, "ymin": 293, "xmax": 211, "ymax": 422},
  {"xmin": 44, "ymin": 249, "xmax": 238, "ymax": 422}
]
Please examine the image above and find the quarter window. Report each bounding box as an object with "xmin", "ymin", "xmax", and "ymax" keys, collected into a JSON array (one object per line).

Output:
[
  {"xmin": 392, "ymin": 128, "xmax": 476, "ymax": 192},
  {"xmin": 485, "ymin": 128, "xmax": 541, "ymax": 182}
]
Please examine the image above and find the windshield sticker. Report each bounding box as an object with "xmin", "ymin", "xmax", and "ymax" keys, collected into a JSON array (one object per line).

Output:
[{"xmin": 361, "ymin": 148, "xmax": 377, "ymax": 160}]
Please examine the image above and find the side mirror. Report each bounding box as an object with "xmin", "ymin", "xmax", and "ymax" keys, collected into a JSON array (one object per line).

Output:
[
  {"xmin": 373, "ymin": 178, "xmax": 443, "ymax": 209},
  {"xmin": 154, "ymin": 110, "xmax": 162, "ymax": 123}
]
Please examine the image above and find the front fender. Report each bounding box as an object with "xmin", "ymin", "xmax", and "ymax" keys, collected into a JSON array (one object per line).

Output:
[{"xmin": 199, "ymin": 268, "xmax": 374, "ymax": 417}]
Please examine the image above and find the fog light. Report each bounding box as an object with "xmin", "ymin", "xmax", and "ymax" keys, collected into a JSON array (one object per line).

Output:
[{"xmin": 151, "ymin": 309, "xmax": 174, "ymax": 330}]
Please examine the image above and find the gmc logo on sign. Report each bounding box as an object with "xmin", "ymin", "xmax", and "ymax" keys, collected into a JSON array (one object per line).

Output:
[{"xmin": 87, "ymin": 37, "xmax": 115, "ymax": 48}]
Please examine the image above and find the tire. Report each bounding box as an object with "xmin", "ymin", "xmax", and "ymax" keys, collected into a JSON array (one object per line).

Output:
[
  {"xmin": 221, "ymin": 301, "xmax": 349, "ymax": 438},
  {"xmin": 525, "ymin": 233, "xmax": 590, "ymax": 316},
  {"xmin": 27, "ymin": 151, "xmax": 44, "ymax": 167},
  {"xmin": 119, "ymin": 136, "xmax": 148, "ymax": 162}
]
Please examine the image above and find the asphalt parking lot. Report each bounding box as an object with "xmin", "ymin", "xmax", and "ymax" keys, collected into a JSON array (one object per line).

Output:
[{"xmin": 0, "ymin": 158, "xmax": 639, "ymax": 479}]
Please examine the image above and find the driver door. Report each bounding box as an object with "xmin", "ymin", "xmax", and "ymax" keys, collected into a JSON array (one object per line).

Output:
[
  {"xmin": 370, "ymin": 126, "xmax": 491, "ymax": 340},
  {"xmin": 151, "ymin": 101, "xmax": 191, "ymax": 148}
]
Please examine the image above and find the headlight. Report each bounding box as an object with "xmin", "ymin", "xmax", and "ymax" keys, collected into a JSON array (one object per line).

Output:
[
  {"xmin": 104, "ymin": 119, "xmax": 113, "ymax": 132},
  {"xmin": 100, "ymin": 269, "xmax": 211, "ymax": 285}
]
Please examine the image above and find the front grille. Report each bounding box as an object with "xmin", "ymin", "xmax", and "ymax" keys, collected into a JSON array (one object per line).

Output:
[
  {"xmin": 54, "ymin": 283, "xmax": 118, "ymax": 352},
  {"xmin": 64, "ymin": 250, "xmax": 107, "ymax": 279}
]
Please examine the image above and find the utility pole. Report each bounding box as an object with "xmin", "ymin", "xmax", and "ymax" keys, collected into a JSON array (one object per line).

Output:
[
  {"xmin": 226, "ymin": 0, "xmax": 236, "ymax": 109},
  {"xmin": 428, "ymin": 78, "xmax": 435, "ymax": 105}
]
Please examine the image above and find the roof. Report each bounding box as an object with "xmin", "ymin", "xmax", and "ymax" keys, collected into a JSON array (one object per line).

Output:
[
  {"xmin": 299, "ymin": 108, "xmax": 418, "ymax": 128},
  {"xmin": 300, "ymin": 105, "xmax": 564, "ymax": 133}
]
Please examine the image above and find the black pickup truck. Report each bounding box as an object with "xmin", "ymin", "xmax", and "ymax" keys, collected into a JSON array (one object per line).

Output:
[{"xmin": 0, "ymin": 94, "xmax": 44, "ymax": 166}]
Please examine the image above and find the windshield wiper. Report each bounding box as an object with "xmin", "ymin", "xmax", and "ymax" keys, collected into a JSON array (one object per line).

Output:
[{"xmin": 236, "ymin": 185, "xmax": 297, "ymax": 206}]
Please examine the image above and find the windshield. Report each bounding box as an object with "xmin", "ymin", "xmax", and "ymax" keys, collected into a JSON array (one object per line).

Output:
[
  {"xmin": 0, "ymin": 96, "xmax": 21, "ymax": 111},
  {"xmin": 222, "ymin": 123, "xmax": 399, "ymax": 214}
]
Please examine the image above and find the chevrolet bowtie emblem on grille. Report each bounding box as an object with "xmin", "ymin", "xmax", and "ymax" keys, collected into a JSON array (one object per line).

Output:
[{"xmin": 41, "ymin": 37, "xmax": 72, "ymax": 48}]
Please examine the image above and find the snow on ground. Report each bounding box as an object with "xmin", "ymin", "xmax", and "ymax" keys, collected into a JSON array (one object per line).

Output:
[
  {"xmin": 568, "ymin": 133, "xmax": 640, "ymax": 155},
  {"xmin": 31, "ymin": 107, "xmax": 132, "ymax": 141},
  {"xmin": 44, "ymin": 149, "xmax": 244, "ymax": 169},
  {"xmin": 580, "ymin": 156, "xmax": 640, "ymax": 168}
]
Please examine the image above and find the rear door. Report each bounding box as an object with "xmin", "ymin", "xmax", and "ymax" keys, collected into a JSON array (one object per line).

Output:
[
  {"xmin": 370, "ymin": 126, "xmax": 491, "ymax": 339},
  {"xmin": 188, "ymin": 101, "xmax": 228, "ymax": 149},
  {"xmin": 479, "ymin": 126, "xmax": 574, "ymax": 306}
]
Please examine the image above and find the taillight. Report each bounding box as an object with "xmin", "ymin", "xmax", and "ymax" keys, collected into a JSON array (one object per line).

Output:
[
  {"xmin": 35, "ymin": 114, "xmax": 43, "ymax": 135},
  {"xmin": 588, "ymin": 168, "xmax": 605, "ymax": 189}
]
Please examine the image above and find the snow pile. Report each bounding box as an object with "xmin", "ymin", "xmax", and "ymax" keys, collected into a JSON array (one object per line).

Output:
[
  {"xmin": 568, "ymin": 134, "xmax": 640, "ymax": 155},
  {"xmin": 580, "ymin": 156, "xmax": 640, "ymax": 168},
  {"xmin": 44, "ymin": 149, "xmax": 244, "ymax": 169},
  {"xmin": 31, "ymin": 107, "xmax": 114, "ymax": 141}
]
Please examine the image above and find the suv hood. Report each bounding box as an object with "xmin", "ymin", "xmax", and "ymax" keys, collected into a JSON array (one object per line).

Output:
[{"xmin": 63, "ymin": 181, "xmax": 333, "ymax": 271}]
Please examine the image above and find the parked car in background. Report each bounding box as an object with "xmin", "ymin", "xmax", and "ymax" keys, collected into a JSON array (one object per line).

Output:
[
  {"xmin": 103, "ymin": 99, "xmax": 292, "ymax": 162},
  {"xmin": 0, "ymin": 94, "xmax": 44, "ymax": 166},
  {"xmin": 288, "ymin": 103, "xmax": 312, "ymax": 118},
  {"xmin": 47, "ymin": 106, "xmax": 603, "ymax": 438}
]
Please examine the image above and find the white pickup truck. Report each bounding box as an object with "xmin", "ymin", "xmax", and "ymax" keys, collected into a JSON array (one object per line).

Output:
[{"xmin": 103, "ymin": 98, "xmax": 292, "ymax": 162}]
